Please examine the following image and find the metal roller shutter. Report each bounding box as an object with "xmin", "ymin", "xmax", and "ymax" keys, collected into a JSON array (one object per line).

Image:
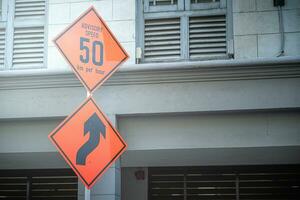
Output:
[
  {"xmin": 149, "ymin": 165, "xmax": 300, "ymax": 200},
  {"xmin": 0, "ymin": 169, "xmax": 78, "ymax": 200}
]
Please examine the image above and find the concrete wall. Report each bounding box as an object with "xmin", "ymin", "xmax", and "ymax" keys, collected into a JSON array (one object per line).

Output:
[
  {"xmin": 47, "ymin": 0, "xmax": 136, "ymax": 71},
  {"xmin": 119, "ymin": 112, "xmax": 300, "ymax": 150},
  {"xmin": 118, "ymin": 111, "xmax": 300, "ymax": 167},
  {"xmin": 2, "ymin": 110, "xmax": 299, "ymax": 165},
  {"xmin": 233, "ymin": 0, "xmax": 300, "ymax": 59},
  {"xmin": 0, "ymin": 118, "xmax": 61, "ymax": 153},
  {"xmin": 1, "ymin": 76, "xmax": 300, "ymax": 119},
  {"xmin": 121, "ymin": 167, "xmax": 148, "ymax": 200}
]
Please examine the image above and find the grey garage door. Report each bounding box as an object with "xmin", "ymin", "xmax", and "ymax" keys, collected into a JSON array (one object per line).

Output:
[
  {"xmin": 148, "ymin": 165, "xmax": 300, "ymax": 200},
  {"xmin": 0, "ymin": 169, "xmax": 78, "ymax": 200}
]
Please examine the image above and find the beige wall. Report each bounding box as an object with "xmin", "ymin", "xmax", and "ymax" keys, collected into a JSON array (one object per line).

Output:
[
  {"xmin": 233, "ymin": 0, "xmax": 300, "ymax": 59},
  {"xmin": 47, "ymin": 0, "xmax": 136, "ymax": 71}
]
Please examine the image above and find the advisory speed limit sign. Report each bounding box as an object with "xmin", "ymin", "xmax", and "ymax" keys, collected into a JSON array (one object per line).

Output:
[{"xmin": 54, "ymin": 7, "xmax": 128, "ymax": 92}]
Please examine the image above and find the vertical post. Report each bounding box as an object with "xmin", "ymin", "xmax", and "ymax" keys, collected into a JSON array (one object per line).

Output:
[
  {"xmin": 183, "ymin": 169, "xmax": 187, "ymax": 200},
  {"xmin": 26, "ymin": 176, "xmax": 32, "ymax": 200},
  {"xmin": 85, "ymin": 90, "xmax": 91, "ymax": 200},
  {"xmin": 85, "ymin": 188, "xmax": 91, "ymax": 200},
  {"xmin": 235, "ymin": 174, "xmax": 239, "ymax": 200},
  {"xmin": 180, "ymin": 15, "xmax": 189, "ymax": 60}
]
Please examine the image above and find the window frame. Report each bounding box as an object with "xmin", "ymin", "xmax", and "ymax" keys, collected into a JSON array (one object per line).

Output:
[
  {"xmin": 187, "ymin": 0, "xmax": 227, "ymax": 10},
  {"xmin": 0, "ymin": 0, "xmax": 7, "ymax": 70},
  {"xmin": 136, "ymin": 0, "xmax": 233, "ymax": 63},
  {"xmin": 0, "ymin": 0, "xmax": 8, "ymax": 21},
  {"xmin": 144, "ymin": 0, "xmax": 185, "ymax": 12}
]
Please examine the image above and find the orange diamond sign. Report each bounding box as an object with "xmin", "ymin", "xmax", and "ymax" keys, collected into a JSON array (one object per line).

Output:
[
  {"xmin": 54, "ymin": 7, "xmax": 128, "ymax": 92},
  {"xmin": 49, "ymin": 97, "xmax": 127, "ymax": 189}
]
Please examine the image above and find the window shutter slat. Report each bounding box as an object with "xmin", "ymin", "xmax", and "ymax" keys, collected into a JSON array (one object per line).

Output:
[
  {"xmin": 150, "ymin": 169, "xmax": 185, "ymax": 200},
  {"xmin": 15, "ymin": 0, "xmax": 45, "ymax": 18},
  {"xmin": 189, "ymin": 15, "xmax": 227, "ymax": 59},
  {"xmin": 144, "ymin": 18, "xmax": 181, "ymax": 62},
  {"xmin": 12, "ymin": 26, "xmax": 44, "ymax": 69},
  {"xmin": 149, "ymin": 0, "xmax": 178, "ymax": 6},
  {"xmin": 191, "ymin": 0, "xmax": 220, "ymax": 3}
]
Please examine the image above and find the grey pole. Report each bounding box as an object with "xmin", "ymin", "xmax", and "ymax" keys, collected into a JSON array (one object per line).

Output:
[
  {"xmin": 85, "ymin": 188, "xmax": 91, "ymax": 200},
  {"xmin": 85, "ymin": 91, "xmax": 91, "ymax": 200}
]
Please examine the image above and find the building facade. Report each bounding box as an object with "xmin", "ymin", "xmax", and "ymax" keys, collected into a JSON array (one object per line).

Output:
[{"xmin": 0, "ymin": 0, "xmax": 300, "ymax": 199}]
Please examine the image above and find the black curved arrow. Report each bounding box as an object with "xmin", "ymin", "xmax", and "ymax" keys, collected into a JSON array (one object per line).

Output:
[{"xmin": 76, "ymin": 112, "xmax": 106, "ymax": 165}]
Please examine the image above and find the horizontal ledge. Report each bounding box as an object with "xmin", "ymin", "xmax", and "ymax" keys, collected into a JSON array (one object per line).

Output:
[
  {"xmin": 121, "ymin": 146, "xmax": 300, "ymax": 167},
  {"xmin": 120, "ymin": 56, "xmax": 300, "ymax": 72},
  {"xmin": 1, "ymin": 107, "xmax": 300, "ymax": 121},
  {"xmin": 0, "ymin": 56, "xmax": 300, "ymax": 90},
  {"xmin": 1, "ymin": 56, "xmax": 300, "ymax": 77}
]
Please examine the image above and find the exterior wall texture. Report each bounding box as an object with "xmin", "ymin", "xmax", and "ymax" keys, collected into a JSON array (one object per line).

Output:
[{"xmin": 233, "ymin": 0, "xmax": 300, "ymax": 59}]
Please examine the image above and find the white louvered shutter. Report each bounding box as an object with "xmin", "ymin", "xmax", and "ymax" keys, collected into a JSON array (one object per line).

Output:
[
  {"xmin": 189, "ymin": 15, "xmax": 227, "ymax": 59},
  {"xmin": 0, "ymin": 28, "xmax": 5, "ymax": 68},
  {"xmin": 12, "ymin": 0, "xmax": 46, "ymax": 69},
  {"xmin": 13, "ymin": 26, "xmax": 44, "ymax": 69},
  {"xmin": 15, "ymin": 0, "xmax": 46, "ymax": 18},
  {"xmin": 144, "ymin": 18, "xmax": 181, "ymax": 62}
]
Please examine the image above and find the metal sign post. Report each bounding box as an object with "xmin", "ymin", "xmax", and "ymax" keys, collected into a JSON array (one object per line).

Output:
[
  {"xmin": 85, "ymin": 187, "xmax": 90, "ymax": 200},
  {"xmin": 85, "ymin": 91, "xmax": 91, "ymax": 200}
]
